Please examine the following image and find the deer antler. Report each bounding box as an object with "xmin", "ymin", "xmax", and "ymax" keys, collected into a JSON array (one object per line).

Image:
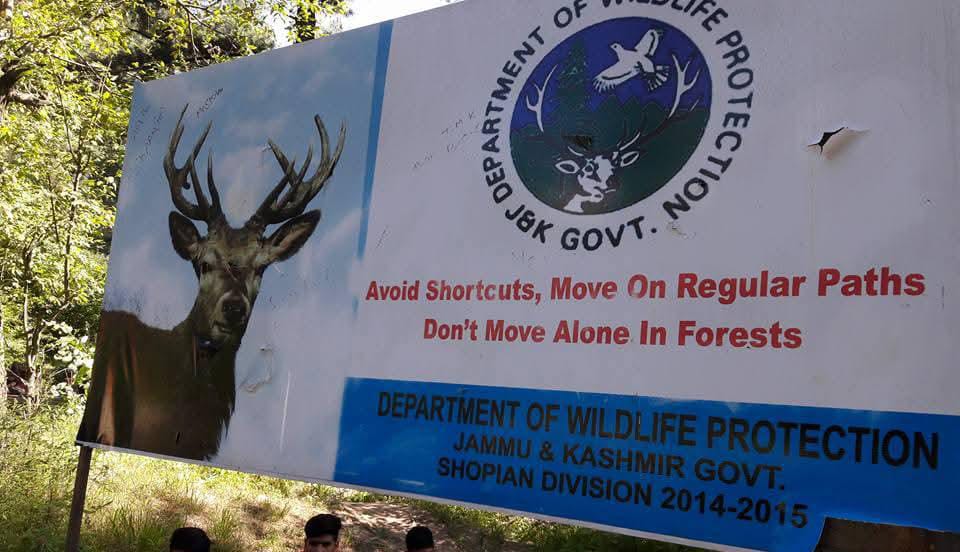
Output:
[
  {"xmin": 619, "ymin": 55, "xmax": 702, "ymax": 152},
  {"xmin": 246, "ymin": 116, "xmax": 346, "ymax": 229},
  {"xmin": 164, "ymin": 105, "xmax": 224, "ymax": 225},
  {"xmin": 667, "ymin": 53, "xmax": 700, "ymax": 119},
  {"xmin": 525, "ymin": 65, "xmax": 557, "ymax": 134}
]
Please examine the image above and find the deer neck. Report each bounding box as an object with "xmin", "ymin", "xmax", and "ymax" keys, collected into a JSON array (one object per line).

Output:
[
  {"xmin": 172, "ymin": 309, "xmax": 240, "ymax": 383},
  {"xmin": 180, "ymin": 298, "xmax": 246, "ymax": 350}
]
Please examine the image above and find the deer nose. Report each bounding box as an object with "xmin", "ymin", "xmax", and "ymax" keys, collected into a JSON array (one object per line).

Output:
[{"xmin": 221, "ymin": 298, "xmax": 247, "ymax": 327}]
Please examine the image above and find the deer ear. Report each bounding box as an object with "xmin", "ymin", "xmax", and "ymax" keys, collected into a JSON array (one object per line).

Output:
[
  {"xmin": 555, "ymin": 160, "xmax": 581, "ymax": 174},
  {"xmin": 619, "ymin": 150, "xmax": 641, "ymax": 168},
  {"xmin": 168, "ymin": 212, "xmax": 201, "ymax": 260},
  {"xmin": 264, "ymin": 210, "xmax": 321, "ymax": 263}
]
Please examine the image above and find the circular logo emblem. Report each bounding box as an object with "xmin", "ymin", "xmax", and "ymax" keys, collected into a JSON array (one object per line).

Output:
[{"xmin": 510, "ymin": 17, "xmax": 712, "ymax": 215}]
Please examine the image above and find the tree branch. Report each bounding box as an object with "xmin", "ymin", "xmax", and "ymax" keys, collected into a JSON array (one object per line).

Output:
[
  {"xmin": 4, "ymin": 89, "xmax": 46, "ymax": 107},
  {"xmin": 126, "ymin": 25, "xmax": 154, "ymax": 40}
]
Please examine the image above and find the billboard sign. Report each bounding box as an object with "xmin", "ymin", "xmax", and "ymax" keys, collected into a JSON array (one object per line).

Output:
[{"xmin": 78, "ymin": 1, "xmax": 960, "ymax": 550}]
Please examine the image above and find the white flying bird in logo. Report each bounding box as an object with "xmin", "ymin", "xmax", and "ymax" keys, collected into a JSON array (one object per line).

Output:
[{"xmin": 593, "ymin": 29, "xmax": 670, "ymax": 92}]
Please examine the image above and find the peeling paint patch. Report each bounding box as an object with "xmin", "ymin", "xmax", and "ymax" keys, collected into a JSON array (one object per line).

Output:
[{"xmin": 668, "ymin": 221, "xmax": 691, "ymax": 238}]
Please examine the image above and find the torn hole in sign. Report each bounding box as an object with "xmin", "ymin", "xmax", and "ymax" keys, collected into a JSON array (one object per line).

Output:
[
  {"xmin": 240, "ymin": 345, "xmax": 275, "ymax": 393},
  {"xmin": 807, "ymin": 127, "xmax": 868, "ymax": 159}
]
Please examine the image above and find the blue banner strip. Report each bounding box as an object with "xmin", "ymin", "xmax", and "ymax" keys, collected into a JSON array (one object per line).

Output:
[
  {"xmin": 352, "ymin": 21, "xmax": 392, "ymax": 316},
  {"xmin": 335, "ymin": 378, "xmax": 960, "ymax": 552},
  {"xmin": 356, "ymin": 20, "xmax": 392, "ymax": 262}
]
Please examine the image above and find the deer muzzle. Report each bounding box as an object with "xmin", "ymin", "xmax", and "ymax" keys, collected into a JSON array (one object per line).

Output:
[{"xmin": 220, "ymin": 296, "xmax": 249, "ymax": 328}]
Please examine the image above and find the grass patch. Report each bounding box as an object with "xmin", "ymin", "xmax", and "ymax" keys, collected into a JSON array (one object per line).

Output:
[
  {"xmin": 0, "ymin": 402, "xmax": 704, "ymax": 551},
  {"xmin": 409, "ymin": 496, "xmax": 700, "ymax": 552}
]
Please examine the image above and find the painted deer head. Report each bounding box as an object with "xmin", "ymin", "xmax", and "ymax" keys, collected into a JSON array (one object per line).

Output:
[
  {"xmin": 553, "ymin": 132, "xmax": 643, "ymax": 204},
  {"xmin": 163, "ymin": 106, "xmax": 345, "ymax": 351}
]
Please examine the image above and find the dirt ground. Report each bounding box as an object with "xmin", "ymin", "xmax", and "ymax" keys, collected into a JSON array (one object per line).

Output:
[
  {"xmin": 300, "ymin": 502, "xmax": 532, "ymax": 551},
  {"xmin": 214, "ymin": 489, "xmax": 533, "ymax": 551}
]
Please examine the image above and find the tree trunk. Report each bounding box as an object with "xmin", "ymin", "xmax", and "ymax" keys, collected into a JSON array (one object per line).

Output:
[
  {"xmin": 20, "ymin": 247, "xmax": 41, "ymax": 406},
  {"xmin": 63, "ymin": 172, "xmax": 81, "ymax": 303},
  {"xmin": 0, "ymin": 62, "xmax": 28, "ymax": 117},
  {"xmin": 21, "ymin": 251, "xmax": 29, "ymax": 371},
  {"xmin": 0, "ymin": 302, "xmax": 6, "ymax": 413}
]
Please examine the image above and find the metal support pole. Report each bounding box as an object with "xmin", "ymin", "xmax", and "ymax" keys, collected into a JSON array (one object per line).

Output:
[{"xmin": 64, "ymin": 445, "xmax": 92, "ymax": 552}]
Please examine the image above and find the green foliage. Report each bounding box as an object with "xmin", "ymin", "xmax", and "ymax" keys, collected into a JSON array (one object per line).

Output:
[
  {"xmin": 0, "ymin": 403, "xmax": 80, "ymax": 551},
  {"xmin": 0, "ymin": 404, "xmax": 262, "ymax": 550},
  {"xmin": 207, "ymin": 509, "xmax": 243, "ymax": 551},
  {"xmin": 48, "ymin": 321, "xmax": 95, "ymax": 392},
  {"xmin": 289, "ymin": 0, "xmax": 350, "ymax": 42},
  {"xmin": 94, "ymin": 508, "xmax": 186, "ymax": 551}
]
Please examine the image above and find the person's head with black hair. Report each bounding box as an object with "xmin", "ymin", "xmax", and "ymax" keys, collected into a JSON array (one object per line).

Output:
[
  {"xmin": 406, "ymin": 525, "xmax": 434, "ymax": 551},
  {"xmin": 303, "ymin": 513, "xmax": 342, "ymax": 552},
  {"xmin": 169, "ymin": 527, "xmax": 210, "ymax": 552}
]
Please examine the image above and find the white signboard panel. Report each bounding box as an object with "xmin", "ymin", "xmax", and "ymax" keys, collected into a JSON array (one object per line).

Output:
[{"xmin": 79, "ymin": 2, "xmax": 960, "ymax": 550}]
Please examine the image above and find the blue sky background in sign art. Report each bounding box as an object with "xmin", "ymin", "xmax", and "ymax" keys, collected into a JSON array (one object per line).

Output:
[
  {"xmin": 512, "ymin": 17, "xmax": 713, "ymax": 131},
  {"xmin": 103, "ymin": 24, "xmax": 382, "ymax": 470}
]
